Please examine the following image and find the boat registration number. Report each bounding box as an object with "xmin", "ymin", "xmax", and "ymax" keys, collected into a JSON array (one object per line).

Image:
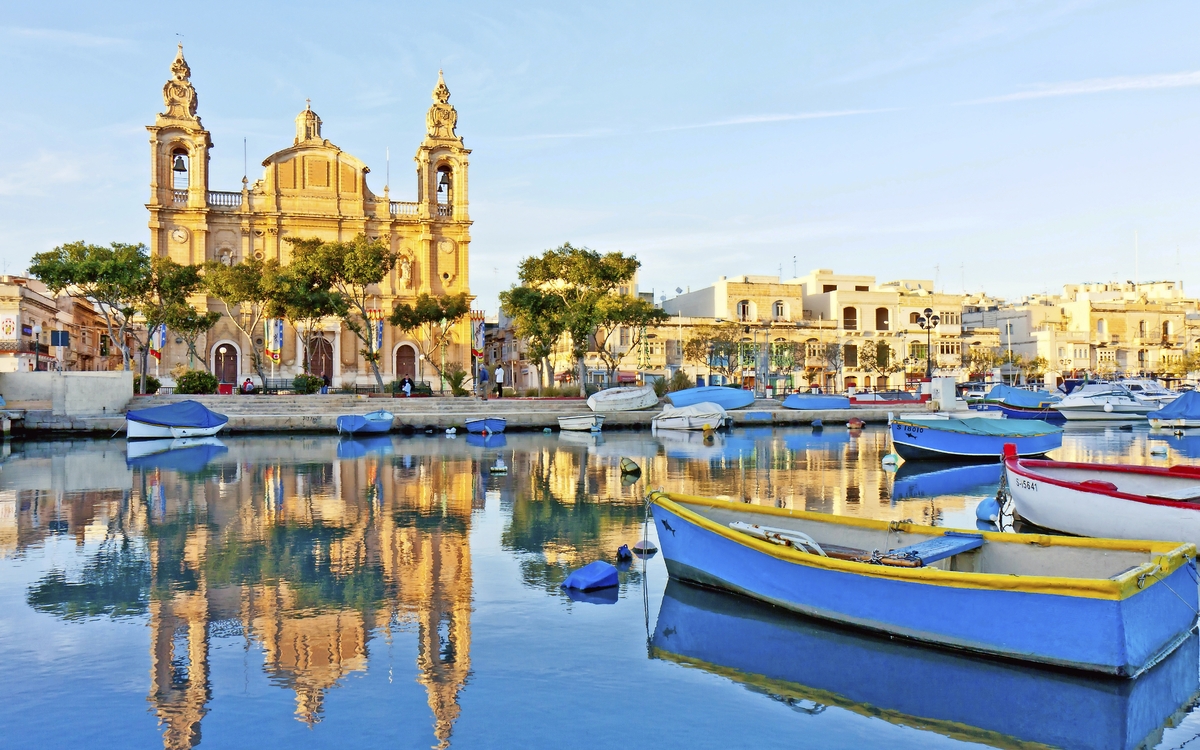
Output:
[
  {"xmin": 899, "ymin": 424, "xmax": 925, "ymax": 436},
  {"xmin": 1013, "ymin": 477, "xmax": 1038, "ymax": 491}
]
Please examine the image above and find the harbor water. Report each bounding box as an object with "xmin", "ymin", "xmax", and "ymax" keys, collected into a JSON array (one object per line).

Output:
[{"xmin": 2, "ymin": 425, "xmax": 1199, "ymax": 749}]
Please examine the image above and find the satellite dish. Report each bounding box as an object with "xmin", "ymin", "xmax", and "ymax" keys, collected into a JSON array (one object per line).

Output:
[
  {"xmin": 659, "ymin": 295, "xmax": 666, "ymax": 302},
  {"xmin": 675, "ymin": 287, "xmax": 683, "ymax": 294}
]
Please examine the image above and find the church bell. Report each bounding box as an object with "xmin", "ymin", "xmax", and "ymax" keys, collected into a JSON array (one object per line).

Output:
[
  {"xmin": 437, "ymin": 171, "xmax": 450, "ymax": 192},
  {"xmin": 173, "ymin": 155, "xmax": 187, "ymax": 172}
]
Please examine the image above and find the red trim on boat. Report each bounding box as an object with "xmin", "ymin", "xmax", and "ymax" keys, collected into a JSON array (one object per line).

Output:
[{"xmin": 1005, "ymin": 456, "xmax": 1200, "ymax": 511}]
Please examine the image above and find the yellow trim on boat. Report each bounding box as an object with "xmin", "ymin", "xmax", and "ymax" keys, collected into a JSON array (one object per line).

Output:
[{"xmin": 649, "ymin": 491, "xmax": 1196, "ymax": 601}]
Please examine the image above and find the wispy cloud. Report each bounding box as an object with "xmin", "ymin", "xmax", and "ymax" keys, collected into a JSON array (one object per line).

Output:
[
  {"xmin": 962, "ymin": 70, "xmax": 1200, "ymax": 104},
  {"xmin": 2, "ymin": 26, "xmax": 129, "ymax": 48},
  {"xmin": 653, "ymin": 108, "xmax": 897, "ymax": 132}
]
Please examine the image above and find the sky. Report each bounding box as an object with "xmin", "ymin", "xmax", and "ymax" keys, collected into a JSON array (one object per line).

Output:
[{"xmin": 2, "ymin": 0, "xmax": 1199, "ymax": 314}]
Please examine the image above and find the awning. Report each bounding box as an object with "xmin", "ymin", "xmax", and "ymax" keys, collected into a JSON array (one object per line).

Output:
[{"xmin": 616, "ymin": 371, "xmax": 637, "ymax": 383}]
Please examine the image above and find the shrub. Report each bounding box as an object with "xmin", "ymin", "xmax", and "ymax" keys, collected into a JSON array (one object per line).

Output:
[
  {"xmin": 668, "ymin": 370, "xmax": 695, "ymax": 392},
  {"xmin": 652, "ymin": 377, "xmax": 668, "ymax": 398},
  {"xmin": 135, "ymin": 375, "xmax": 161, "ymax": 395},
  {"xmin": 293, "ymin": 373, "xmax": 325, "ymax": 395},
  {"xmin": 444, "ymin": 365, "xmax": 469, "ymax": 397},
  {"xmin": 175, "ymin": 370, "xmax": 219, "ymax": 395}
]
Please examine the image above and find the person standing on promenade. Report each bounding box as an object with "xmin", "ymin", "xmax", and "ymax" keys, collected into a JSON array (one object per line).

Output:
[
  {"xmin": 494, "ymin": 364, "xmax": 505, "ymax": 398},
  {"xmin": 477, "ymin": 364, "xmax": 489, "ymax": 401}
]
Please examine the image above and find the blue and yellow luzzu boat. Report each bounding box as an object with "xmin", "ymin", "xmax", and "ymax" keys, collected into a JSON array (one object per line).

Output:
[{"xmin": 648, "ymin": 492, "xmax": 1198, "ymax": 676}]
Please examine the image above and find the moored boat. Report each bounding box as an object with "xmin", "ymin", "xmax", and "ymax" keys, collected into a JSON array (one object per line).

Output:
[
  {"xmin": 890, "ymin": 416, "xmax": 1062, "ymax": 461},
  {"xmin": 649, "ymin": 491, "xmax": 1197, "ymax": 676},
  {"xmin": 1149, "ymin": 390, "xmax": 1200, "ymax": 429},
  {"xmin": 667, "ymin": 385, "xmax": 755, "ymax": 410},
  {"xmin": 1053, "ymin": 383, "xmax": 1156, "ymax": 421},
  {"xmin": 465, "ymin": 417, "xmax": 506, "ymax": 434},
  {"xmin": 781, "ymin": 393, "xmax": 850, "ymax": 410},
  {"xmin": 651, "ymin": 402, "xmax": 730, "ymax": 431},
  {"xmin": 126, "ymin": 400, "xmax": 229, "ymax": 439},
  {"xmin": 652, "ymin": 581, "xmax": 1200, "ymax": 750},
  {"xmin": 1005, "ymin": 446, "xmax": 1200, "ymax": 545},
  {"xmin": 972, "ymin": 384, "xmax": 1063, "ymax": 421},
  {"xmin": 586, "ymin": 384, "xmax": 657, "ymax": 412},
  {"xmin": 335, "ymin": 409, "xmax": 394, "ymax": 435},
  {"xmin": 850, "ymin": 390, "xmax": 928, "ymax": 407},
  {"xmin": 125, "ymin": 437, "xmax": 228, "ymax": 472},
  {"xmin": 1121, "ymin": 378, "xmax": 1180, "ymax": 408},
  {"xmin": 557, "ymin": 414, "xmax": 605, "ymax": 432}
]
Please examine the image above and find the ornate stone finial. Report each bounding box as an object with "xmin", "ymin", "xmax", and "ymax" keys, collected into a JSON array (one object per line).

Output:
[
  {"xmin": 295, "ymin": 101, "xmax": 322, "ymax": 144},
  {"xmin": 162, "ymin": 44, "xmax": 198, "ymax": 119},
  {"xmin": 426, "ymin": 71, "xmax": 458, "ymax": 139}
]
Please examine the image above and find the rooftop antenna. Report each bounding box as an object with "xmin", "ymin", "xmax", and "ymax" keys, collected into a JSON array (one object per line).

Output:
[
  {"xmin": 792, "ymin": 255, "xmax": 796, "ymax": 278},
  {"xmin": 243, "ymin": 137, "xmax": 247, "ymax": 180},
  {"xmin": 1135, "ymin": 230, "xmax": 1140, "ymax": 288},
  {"xmin": 386, "ymin": 147, "xmax": 390, "ymax": 190}
]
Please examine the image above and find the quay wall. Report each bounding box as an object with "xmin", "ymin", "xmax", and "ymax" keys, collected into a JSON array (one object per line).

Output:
[{"xmin": 0, "ymin": 372, "xmax": 133, "ymax": 416}]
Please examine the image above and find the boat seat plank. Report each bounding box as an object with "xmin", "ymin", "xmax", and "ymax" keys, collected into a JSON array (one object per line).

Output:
[
  {"xmin": 1146, "ymin": 485, "xmax": 1200, "ymax": 502},
  {"xmin": 885, "ymin": 531, "xmax": 984, "ymax": 567}
]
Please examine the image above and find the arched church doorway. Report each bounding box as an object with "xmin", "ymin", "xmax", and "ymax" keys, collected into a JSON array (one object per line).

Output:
[
  {"xmin": 395, "ymin": 345, "xmax": 417, "ymax": 381},
  {"xmin": 214, "ymin": 343, "xmax": 238, "ymax": 384},
  {"xmin": 310, "ymin": 337, "xmax": 333, "ymax": 383}
]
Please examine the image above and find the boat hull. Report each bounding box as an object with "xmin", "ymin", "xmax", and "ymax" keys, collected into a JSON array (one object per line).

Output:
[
  {"xmin": 667, "ymin": 386, "xmax": 755, "ymax": 410},
  {"xmin": 1056, "ymin": 404, "xmax": 1155, "ymax": 421},
  {"xmin": 974, "ymin": 402, "xmax": 1066, "ymax": 422},
  {"xmin": 128, "ymin": 419, "xmax": 225, "ymax": 439},
  {"xmin": 651, "ymin": 494, "xmax": 1197, "ymax": 676},
  {"xmin": 781, "ymin": 394, "xmax": 850, "ymax": 410},
  {"xmin": 557, "ymin": 414, "xmax": 605, "ymax": 431},
  {"xmin": 1006, "ymin": 459, "xmax": 1200, "ymax": 546},
  {"xmin": 465, "ymin": 417, "xmax": 507, "ymax": 434},
  {"xmin": 890, "ymin": 419, "xmax": 1062, "ymax": 461},
  {"xmin": 336, "ymin": 410, "xmax": 394, "ymax": 435},
  {"xmin": 586, "ymin": 385, "xmax": 657, "ymax": 412}
]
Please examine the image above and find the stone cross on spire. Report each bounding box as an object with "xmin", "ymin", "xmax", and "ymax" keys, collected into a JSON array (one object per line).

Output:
[
  {"xmin": 161, "ymin": 44, "xmax": 199, "ymax": 120},
  {"xmin": 426, "ymin": 71, "xmax": 458, "ymax": 140}
]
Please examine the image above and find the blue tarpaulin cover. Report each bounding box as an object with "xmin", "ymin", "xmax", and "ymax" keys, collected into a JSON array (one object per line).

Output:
[
  {"xmin": 983, "ymin": 385, "xmax": 1058, "ymax": 408},
  {"xmin": 126, "ymin": 400, "xmax": 228, "ymax": 428},
  {"xmin": 126, "ymin": 442, "xmax": 228, "ymax": 472},
  {"xmin": 1149, "ymin": 390, "xmax": 1200, "ymax": 421},
  {"xmin": 782, "ymin": 393, "xmax": 851, "ymax": 410},
  {"xmin": 561, "ymin": 560, "xmax": 619, "ymax": 591}
]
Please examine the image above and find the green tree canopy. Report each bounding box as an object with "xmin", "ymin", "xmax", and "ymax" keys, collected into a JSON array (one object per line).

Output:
[
  {"xmin": 203, "ymin": 257, "xmax": 283, "ymax": 383},
  {"xmin": 499, "ymin": 285, "xmax": 566, "ymax": 395},
  {"xmin": 592, "ymin": 295, "xmax": 669, "ymax": 382},
  {"xmin": 389, "ymin": 292, "xmax": 471, "ymax": 389},
  {"xmin": 288, "ymin": 234, "xmax": 397, "ymax": 387},
  {"xmin": 266, "ymin": 264, "xmax": 344, "ymax": 374},
  {"xmin": 28, "ymin": 241, "xmax": 151, "ymax": 370},
  {"xmin": 682, "ymin": 322, "xmax": 745, "ymax": 382}
]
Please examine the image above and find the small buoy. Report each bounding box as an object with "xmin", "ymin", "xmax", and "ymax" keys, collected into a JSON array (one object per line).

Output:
[
  {"xmin": 847, "ymin": 418, "xmax": 865, "ymax": 429},
  {"xmin": 490, "ymin": 457, "xmax": 508, "ymax": 474},
  {"xmin": 632, "ymin": 539, "xmax": 658, "ymax": 557},
  {"xmin": 812, "ymin": 419, "xmax": 823, "ymax": 431},
  {"xmin": 975, "ymin": 496, "xmax": 1000, "ymax": 523},
  {"xmin": 620, "ymin": 457, "xmax": 641, "ymax": 477},
  {"xmin": 881, "ymin": 453, "xmax": 900, "ymax": 472},
  {"xmin": 1103, "ymin": 403, "xmax": 1114, "ymax": 413},
  {"xmin": 543, "ymin": 427, "xmax": 552, "ymax": 433},
  {"xmin": 1150, "ymin": 446, "xmax": 1169, "ymax": 457},
  {"xmin": 1175, "ymin": 428, "xmax": 1186, "ymax": 437},
  {"xmin": 446, "ymin": 427, "xmax": 457, "ymax": 435},
  {"xmin": 616, "ymin": 544, "xmax": 633, "ymax": 562},
  {"xmin": 1118, "ymin": 424, "xmax": 1133, "ymax": 431}
]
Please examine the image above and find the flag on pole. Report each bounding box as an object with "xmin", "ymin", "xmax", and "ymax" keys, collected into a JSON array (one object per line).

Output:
[
  {"xmin": 149, "ymin": 324, "xmax": 166, "ymax": 361},
  {"xmin": 265, "ymin": 319, "xmax": 283, "ymax": 362},
  {"xmin": 472, "ymin": 319, "xmax": 485, "ymax": 359},
  {"xmin": 375, "ymin": 320, "xmax": 384, "ymax": 352}
]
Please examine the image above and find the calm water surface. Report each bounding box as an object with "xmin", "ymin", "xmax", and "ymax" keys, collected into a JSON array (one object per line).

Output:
[{"xmin": 2, "ymin": 425, "xmax": 1200, "ymax": 749}]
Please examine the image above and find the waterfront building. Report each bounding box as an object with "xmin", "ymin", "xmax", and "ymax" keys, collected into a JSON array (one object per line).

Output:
[
  {"xmin": 146, "ymin": 46, "xmax": 473, "ymax": 387},
  {"xmin": 0, "ymin": 276, "xmax": 110, "ymax": 372}
]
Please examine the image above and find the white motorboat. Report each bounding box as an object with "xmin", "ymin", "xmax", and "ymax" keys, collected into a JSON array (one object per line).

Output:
[
  {"xmin": 126, "ymin": 400, "xmax": 229, "ymax": 439},
  {"xmin": 1119, "ymin": 379, "xmax": 1179, "ymax": 408},
  {"xmin": 1051, "ymin": 383, "xmax": 1155, "ymax": 421},
  {"xmin": 586, "ymin": 384, "xmax": 658, "ymax": 412},
  {"xmin": 1005, "ymin": 446, "xmax": 1200, "ymax": 545},
  {"xmin": 557, "ymin": 414, "xmax": 605, "ymax": 432},
  {"xmin": 651, "ymin": 402, "xmax": 730, "ymax": 431}
]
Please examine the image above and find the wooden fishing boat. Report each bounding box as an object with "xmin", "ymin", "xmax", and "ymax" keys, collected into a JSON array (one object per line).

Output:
[
  {"xmin": 126, "ymin": 400, "xmax": 228, "ymax": 439},
  {"xmin": 648, "ymin": 491, "xmax": 1197, "ymax": 676},
  {"xmin": 335, "ymin": 409, "xmax": 394, "ymax": 435},
  {"xmin": 971, "ymin": 384, "xmax": 1064, "ymax": 422},
  {"xmin": 652, "ymin": 581, "xmax": 1200, "ymax": 750},
  {"xmin": 1004, "ymin": 446, "xmax": 1200, "ymax": 545},
  {"xmin": 651, "ymin": 402, "xmax": 730, "ymax": 431},
  {"xmin": 465, "ymin": 417, "xmax": 506, "ymax": 434},
  {"xmin": 890, "ymin": 416, "xmax": 1062, "ymax": 461},
  {"xmin": 667, "ymin": 385, "xmax": 755, "ymax": 410},
  {"xmin": 586, "ymin": 384, "xmax": 657, "ymax": 412},
  {"xmin": 557, "ymin": 414, "xmax": 605, "ymax": 432}
]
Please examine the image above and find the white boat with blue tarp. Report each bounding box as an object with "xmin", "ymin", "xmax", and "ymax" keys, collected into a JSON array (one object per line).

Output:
[
  {"xmin": 972, "ymin": 384, "xmax": 1063, "ymax": 421},
  {"xmin": 890, "ymin": 416, "xmax": 1062, "ymax": 461},
  {"xmin": 652, "ymin": 581, "xmax": 1200, "ymax": 750},
  {"xmin": 336, "ymin": 410, "xmax": 394, "ymax": 435},
  {"xmin": 781, "ymin": 393, "xmax": 850, "ymax": 410},
  {"xmin": 649, "ymin": 491, "xmax": 1197, "ymax": 676},
  {"xmin": 1149, "ymin": 390, "xmax": 1200, "ymax": 428},
  {"xmin": 126, "ymin": 400, "xmax": 229, "ymax": 439},
  {"xmin": 667, "ymin": 385, "xmax": 755, "ymax": 410}
]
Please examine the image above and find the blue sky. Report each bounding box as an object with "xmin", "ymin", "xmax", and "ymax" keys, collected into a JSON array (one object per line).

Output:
[{"xmin": 2, "ymin": 1, "xmax": 1198, "ymax": 313}]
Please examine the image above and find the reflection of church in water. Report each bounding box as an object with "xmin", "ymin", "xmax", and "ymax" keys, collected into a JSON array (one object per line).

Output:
[{"xmin": 143, "ymin": 448, "xmax": 475, "ymax": 749}]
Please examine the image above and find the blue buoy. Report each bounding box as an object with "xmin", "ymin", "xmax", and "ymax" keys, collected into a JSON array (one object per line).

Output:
[
  {"xmin": 561, "ymin": 560, "xmax": 619, "ymax": 591},
  {"xmin": 616, "ymin": 544, "xmax": 633, "ymax": 562},
  {"xmin": 811, "ymin": 419, "xmax": 824, "ymax": 430},
  {"xmin": 976, "ymin": 496, "xmax": 1000, "ymax": 523}
]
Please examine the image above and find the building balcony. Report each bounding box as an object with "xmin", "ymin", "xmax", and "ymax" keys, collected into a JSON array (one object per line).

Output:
[
  {"xmin": 390, "ymin": 201, "xmax": 418, "ymax": 216},
  {"xmin": 435, "ymin": 204, "xmax": 453, "ymax": 217},
  {"xmin": 172, "ymin": 189, "xmax": 188, "ymax": 204},
  {"xmin": 207, "ymin": 191, "xmax": 243, "ymax": 209}
]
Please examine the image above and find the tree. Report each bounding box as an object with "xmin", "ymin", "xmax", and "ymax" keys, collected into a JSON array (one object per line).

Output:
[
  {"xmin": 165, "ymin": 304, "xmax": 222, "ymax": 372},
  {"xmin": 823, "ymin": 342, "xmax": 845, "ymax": 390},
  {"xmin": 288, "ymin": 235, "xmax": 397, "ymax": 388},
  {"xmin": 858, "ymin": 340, "xmax": 904, "ymax": 388},
  {"xmin": 203, "ymin": 257, "xmax": 282, "ymax": 383},
  {"xmin": 513, "ymin": 243, "xmax": 640, "ymax": 396},
  {"xmin": 389, "ymin": 292, "xmax": 471, "ymax": 391},
  {"xmin": 591, "ymin": 295, "xmax": 669, "ymax": 384},
  {"xmin": 28, "ymin": 241, "xmax": 151, "ymax": 371},
  {"xmin": 266, "ymin": 265, "xmax": 343, "ymax": 374},
  {"xmin": 134, "ymin": 256, "xmax": 208, "ymax": 394},
  {"xmin": 683, "ymin": 322, "xmax": 745, "ymax": 383},
  {"xmin": 966, "ymin": 346, "xmax": 1002, "ymax": 378},
  {"xmin": 499, "ymin": 285, "xmax": 565, "ymax": 396}
]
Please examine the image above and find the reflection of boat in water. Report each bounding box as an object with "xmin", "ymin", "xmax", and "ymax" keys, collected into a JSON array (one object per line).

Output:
[
  {"xmin": 336, "ymin": 435, "xmax": 395, "ymax": 459},
  {"xmin": 1149, "ymin": 431, "xmax": 1200, "ymax": 458},
  {"xmin": 652, "ymin": 581, "xmax": 1200, "ymax": 750},
  {"xmin": 125, "ymin": 437, "xmax": 228, "ymax": 472},
  {"xmin": 656, "ymin": 430, "xmax": 755, "ymax": 460},
  {"xmin": 556, "ymin": 430, "xmax": 602, "ymax": 448},
  {"xmin": 465, "ymin": 432, "xmax": 508, "ymax": 449},
  {"xmin": 892, "ymin": 461, "xmax": 1002, "ymax": 500}
]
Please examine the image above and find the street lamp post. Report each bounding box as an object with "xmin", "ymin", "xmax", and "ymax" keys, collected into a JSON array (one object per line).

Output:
[{"xmin": 916, "ymin": 307, "xmax": 941, "ymax": 379}]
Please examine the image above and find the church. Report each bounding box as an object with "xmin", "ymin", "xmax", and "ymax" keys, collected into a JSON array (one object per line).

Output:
[{"xmin": 146, "ymin": 45, "xmax": 473, "ymax": 387}]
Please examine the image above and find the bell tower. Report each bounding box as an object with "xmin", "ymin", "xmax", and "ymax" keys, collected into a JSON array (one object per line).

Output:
[
  {"xmin": 415, "ymin": 71, "xmax": 470, "ymax": 221},
  {"xmin": 147, "ymin": 45, "xmax": 212, "ymax": 263}
]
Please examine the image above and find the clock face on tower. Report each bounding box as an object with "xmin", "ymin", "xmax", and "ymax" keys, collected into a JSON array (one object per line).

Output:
[
  {"xmin": 438, "ymin": 238, "xmax": 454, "ymax": 254},
  {"xmin": 171, "ymin": 227, "xmax": 190, "ymax": 244}
]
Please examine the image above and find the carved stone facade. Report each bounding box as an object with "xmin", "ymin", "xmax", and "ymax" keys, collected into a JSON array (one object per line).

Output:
[{"xmin": 147, "ymin": 46, "xmax": 473, "ymax": 386}]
